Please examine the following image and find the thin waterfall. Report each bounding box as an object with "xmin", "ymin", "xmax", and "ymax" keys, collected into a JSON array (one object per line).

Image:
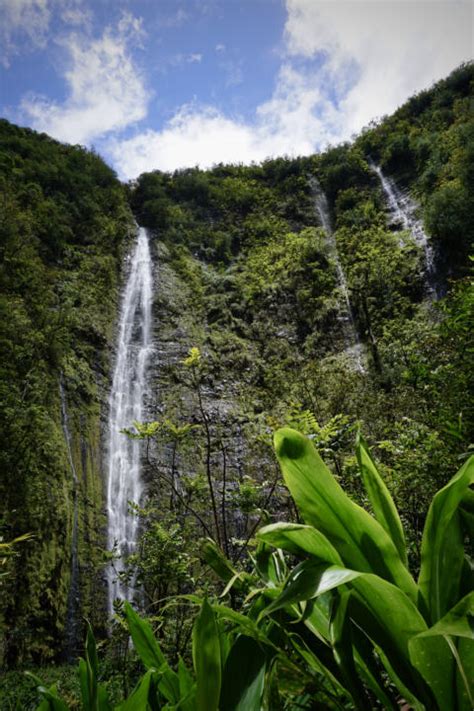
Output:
[
  {"xmin": 106, "ymin": 227, "xmax": 153, "ymax": 613},
  {"xmin": 369, "ymin": 160, "xmax": 438, "ymax": 298},
  {"xmin": 309, "ymin": 177, "xmax": 365, "ymax": 372},
  {"xmin": 59, "ymin": 376, "xmax": 81, "ymax": 660}
]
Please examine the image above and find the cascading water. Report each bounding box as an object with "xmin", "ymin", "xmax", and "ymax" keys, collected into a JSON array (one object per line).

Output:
[
  {"xmin": 369, "ymin": 161, "xmax": 438, "ymax": 298},
  {"xmin": 59, "ymin": 376, "xmax": 81, "ymax": 660},
  {"xmin": 309, "ymin": 177, "xmax": 365, "ymax": 372},
  {"xmin": 106, "ymin": 227, "xmax": 153, "ymax": 613}
]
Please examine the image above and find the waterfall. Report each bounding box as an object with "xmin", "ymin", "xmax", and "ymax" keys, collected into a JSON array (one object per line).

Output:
[
  {"xmin": 309, "ymin": 177, "xmax": 365, "ymax": 372},
  {"xmin": 369, "ymin": 161, "xmax": 438, "ymax": 298},
  {"xmin": 59, "ymin": 376, "xmax": 81, "ymax": 660},
  {"xmin": 106, "ymin": 227, "xmax": 153, "ymax": 613}
]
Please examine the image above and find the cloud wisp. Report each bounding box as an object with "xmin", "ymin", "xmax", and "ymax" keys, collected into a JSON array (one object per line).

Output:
[
  {"xmin": 108, "ymin": 63, "xmax": 338, "ymax": 179},
  {"xmin": 109, "ymin": 0, "xmax": 473, "ymax": 179},
  {"xmin": 20, "ymin": 11, "xmax": 149, "ymax": 145},
  {"xmin": 284, "ymin": 0, "xmax": 473, "ymax": 138},
  {"xmin": 9, "ymin": 0, "xmax": 472, "ymax": 177},
  {"xmin": 1, "ymin": 0, "xmax": 51, "ymax": 67}
]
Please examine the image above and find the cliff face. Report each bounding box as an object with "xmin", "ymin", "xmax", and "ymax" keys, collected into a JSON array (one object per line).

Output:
[
  {"xmin": 0, "ymin": 120, "xmax": 134, "ymax": 665},
  {"xmin": 1, "ymin": 64, "xmax": 473, "ymax": 665},
  {"xmin": 129, "ymin": 65, "xmax": 473, "ymax": 621}
]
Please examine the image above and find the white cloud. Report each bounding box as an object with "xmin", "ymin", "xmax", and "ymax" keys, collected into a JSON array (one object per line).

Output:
[
  {"xmin": 59, "ymin": 2, "xmax": 92, "ymax": 29},
  {"xmin": 158, "ymin": 7, "xmax": 190, "ymax": 28},
  {"xmin": 108, "ymin": 0, "xmax": 472, "ymax": 179},
  {"xmin": 0, "ymin": 0, "xmax": 93, "ymax": 66},
  {"xmin": 108, "ymin": 64, "xmax": 336, "ymax": 179},
  {"xmin": 284, "ymin": 0, "xmax": 474, "ymax": 138},
  {"xmin": 0, "ymin": 0, "xmax": 51, "ymax": 67},
  {"xmin": 20, "ymin": 12, "xmax": 149, "ymax": 145},
  {"xmin": 219, "ymin": 58, "xmax": 244, "ymax": 87}
]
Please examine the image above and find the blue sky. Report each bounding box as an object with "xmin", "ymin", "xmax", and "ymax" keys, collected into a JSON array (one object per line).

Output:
[{"xmin": 1, "ymin": 0, "xmax": 472, "ymax": 179}]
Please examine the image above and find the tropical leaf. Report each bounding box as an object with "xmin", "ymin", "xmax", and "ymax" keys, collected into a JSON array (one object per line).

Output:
[
  {"xmin": 119, "ymin": 669, "xmax": 154, "ymax": 710},
  {"xmin": 356, "ymin": 432, "xmax": 407, "ymax": 565},
  {"xmin": 25, "ymin": 675, "xmax": 69, "ymax": 711},
  {"xmin": 78, "ymin": 622, "xmax": 110, "ymax": 711},
  {"xmin": 124, "ymin": 601, "xmax": 166, "ymax": 669},
  {"xmin": 192, "ymin": 599, "xmax": 221, "ymax": 711},
  {"xmin": 201, "ymin": 538, "xmax": 246, "ymax": 590},
  {"xmin": 254, "ymin": 541, "xmax": 286, "ymax": 586},
  {"xmin": 273, "ymin": 428, "xmax": 417, "ymax": 599},
  {"xmin": 330, "ymin": 590, "xmax": 372, "ymax": 710},
  {"xmin": 177, "ymin": 658, "xmax": 196, "ymax": 711},
  {"xmin": 219, "ymin": 635, "xmax": 266, "ymax": 711},
  {"xmin": 349, "ymin": 576, "xmax": 447, "ymax": 709},
  {"xmin": 123, "ymin": 601, "xmax": 179, "ymax": 704},
  {"xmin": 410, "ymin": 593, "xmax": 474, "ymax": 710},
  {"xmin": 257, "ymin": 522, "xmax": 342, "ymax": 565},
  {"xmin": 411, "ymin": 592, "xmax": 474, "ymax": 640},
  {"xmin": 261, "ymin": 560, "xmax": 359, "ymax": 618},
  {"xmin": 418, "ymin": 454, "xmax": 474, "ymax": 622}
]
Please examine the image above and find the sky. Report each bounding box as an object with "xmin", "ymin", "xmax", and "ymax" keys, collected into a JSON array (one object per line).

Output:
[{"xmin": 1, "ymin": 0, "xmax": 473, "ymax": 180}]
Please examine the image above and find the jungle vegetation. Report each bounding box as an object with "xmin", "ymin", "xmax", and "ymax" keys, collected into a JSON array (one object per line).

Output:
[{"xmin": 0, "ymin": 63, "xmax": 473, "ymax": 709}]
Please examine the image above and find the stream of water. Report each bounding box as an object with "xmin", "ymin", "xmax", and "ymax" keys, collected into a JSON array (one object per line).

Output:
[
  {"xmin": 106, "ymin": 227, "xmax": 153, "ymax": 613},
  {"xmin": 309, "ymin": 177, "xmax": 365, "ymax": 372},
  {"xmin": 369, "ymin": 161, "xmax": 437, "ymax": 298}
]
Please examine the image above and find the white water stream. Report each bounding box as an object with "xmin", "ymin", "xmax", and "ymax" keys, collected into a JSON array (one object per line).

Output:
[
  {"xmin": 310, "ymin": 177, "xmax": 365, "ymax": 372},
  {"xmin": 106, "ymin": 227, "xmax": 153, "ymax": 613},
  {"xmin": 369, "ymin": 161, "xmax": 437, "ymax": 298}
]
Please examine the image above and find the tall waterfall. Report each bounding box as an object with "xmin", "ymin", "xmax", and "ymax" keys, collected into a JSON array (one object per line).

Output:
[
  {"xmin": 369, "ymin": 161, "xmax": 437, "ymax": 298},
  {"xmin": 310, "ymin": 177, "xmax": 365, "ymax": 372},
  {"xmin": 106, "ymin": 227, "xmax": 153, "ymax": 613},
  {"xmin": 59, "ymin": 376, "xmax": 81, "ymax": 659}
]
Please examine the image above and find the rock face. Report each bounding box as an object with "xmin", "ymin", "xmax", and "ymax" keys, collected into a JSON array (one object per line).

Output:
[
  {"xmin": 136, "ymin": 238, "xmax": 288, "ymax": 574},
  {"xmin": 0, "ymin": 119, "xmax": 134, "ymax": 666}
]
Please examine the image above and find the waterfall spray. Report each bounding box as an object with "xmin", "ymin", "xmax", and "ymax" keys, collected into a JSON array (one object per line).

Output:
[
  {"xmin": 369, "ymin": 161, "xmax": 438, "ymax": 298},
  {"xmin": 106, "ymin": 227, "xmax": 153, "ymax": 613},
  {"xmin": 309, "ymin": 177, "xmax": 365, "ymax": 372}
]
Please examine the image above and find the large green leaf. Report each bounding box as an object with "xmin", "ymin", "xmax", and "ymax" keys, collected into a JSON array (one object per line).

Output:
[
  {"xmin": 177, "ymin": 658, "xmax": 196, "ymax": 711},
  {"xmin": 219, "ymin": 635, "xmax": 266, "ymax": 711},
  {"xmin": 201, "ymin": 538, "xmax": 245, "ymax": 589},
  {"xmin": 254, "ymin": 541, "xmax": 286, "ymax": 586},
  {"xmin": 123, "ymin": 602, "xmax": 179, "ymax": 704},
  {"xmin": 124, "ymin": 601, "xmax": 166, "ymax": 669},
  {"xmin": 261, "ymin": 560, "xmax": 359, "ymax": 618},
  {"xmin": 273, "ymin": 428, "xmax": 417, "ymax": 599},
  {"xmin": 418, "ymin": 454, "xmax": 474, "ymax": 622},
  {"xmin": 356, "ymin": 432, "xmax": 407, "ymax": 565},
  {"xmin": 192, "ymin": 599, "xmax": 221, "ymax": 711},
  {"xmin": 349, "ymin": 576, "xmax": 448, "ymax": 709},
  {"xmin": 257, "ymin": 522, "xmax": 342, "ymax": 565},
  {"xmin": 330, "ymin": 590, "xmax": 372, "ymax": 710},
  {"xmin": 410, "ymin": 593, "xmax": 474, "ymax": 711},
  {"xmin": 267, "ymin": 561, "xmax": 444, "ymax": 707},
  {"xmin": 36, "ymin": 688, "xmax": 70, "ymax": 711},
  {"xmin": 25, "ymin": 675, "xmax": 70, "ymax": 711},
  {"xmin": 78, "ymin": 622, "xmax": 110, "ymax": 711},
  {"xmin": 120, "ymin": 670, "xmax": 154, "ymax": 711},
  {"xmin": 411, "ymin": 592, "xmax": 474, "ymax": 640}
]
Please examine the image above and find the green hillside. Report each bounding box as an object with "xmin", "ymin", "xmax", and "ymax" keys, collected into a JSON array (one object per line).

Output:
[{"xmin": 0, "ymin": 63, "xmax": 472, "ymax": 709}]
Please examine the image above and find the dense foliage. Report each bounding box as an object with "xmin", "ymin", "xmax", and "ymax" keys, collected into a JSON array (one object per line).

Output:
[
  {"xmin": 1, "ymin": 63, "xmax": 473, "ymax": 709},
  {"xmin": 0, "ymin": 120, "xmax": 134, "ymax": 665},
  {"xmin": 26, "ymin": 436, "xmax": 474, "ymax": 709}
]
